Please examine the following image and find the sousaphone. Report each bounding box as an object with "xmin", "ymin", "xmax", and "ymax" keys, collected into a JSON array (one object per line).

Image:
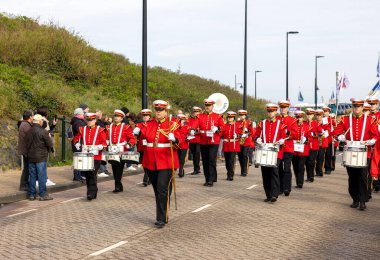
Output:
[{"xmin": 208, "ymin": 93, "xmax": 229, "ymax": 114}]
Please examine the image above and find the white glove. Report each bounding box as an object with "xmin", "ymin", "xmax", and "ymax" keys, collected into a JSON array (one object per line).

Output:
[
  {"xmin": 338, "ymin": 135, "xmax": 346, "ymax": 142},
  {"xmin": 97, "ymin": 145, "xmax": 104, "ymax": 150},
  {"xmin": 233, "ymin": 133, "xmax": 238, "ymax": 139},
  {"xmin": 241, "ymin": 133, "xmax": 248, "ymax": 138},
  {"xmin": 256, "ymin": 138, "xmax": 263, "ymax": 145},
  {"xmin": 323, "ymin": 130, "xmax": 329, "ymax": 138},
  {"xmin": 378, "ymin": 125, "xmax": 380, "ymax": 133},
  {"xmin": 74, "ymin": 142, "xmax": 81, "ymax": 150},
  {"xmin": 168, "ymin": 133, "xmax": 176, "ymax": 142},
  {"xmin": 190, "ymin": 129, "xmax": 195, "ymax": 136},
  {"xmin": 211, "ymin": 126, "xmax": 218, "ymax": 133},
  {"xmin": 366, "ymin": 139, "xmax": 376, "ymax": 146},
  {"xmin": 278, "ymin": 139, "xmax": 285, "ymax": 145},
  {"xmin": 300, "ymin": 136, "xmax": 307, "ymax": 144},
  {"xmin": 133, "ymin": 127, "xmax": 141, "ymax": 136},
  {"xmin": 243, "ymin": 127, "xmax": 248, "ymax": 133}
]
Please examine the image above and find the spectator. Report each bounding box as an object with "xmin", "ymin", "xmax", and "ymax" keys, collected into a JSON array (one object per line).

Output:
[
  {"xmin": 36, "ymin": 106, "xmax": 56, "ymax": 186},
  {"xmin": 80, "ymin": 103, "xmax": 90, "ymax": 114},
  {"xmin": 17, "ymin": 109, "xmax": 34, "ymax": 191},
  {"xmin": 70, "ymin": 108, "xmax": 86, "ymax": 181},
  {"xmin": 26, "ymin": 114, "xmax": 54, "ymax": 201}
]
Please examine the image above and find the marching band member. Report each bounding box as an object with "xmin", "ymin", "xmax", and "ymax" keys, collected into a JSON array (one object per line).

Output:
[
  {"xmin": 177, "ymin": 114, "xmax": 189, "ymax": 178},
  {"xmin": 222, "ymin": 111, "xmax": 241, "ymax": 181},
  {"xmin": 187, "ymin": 107, "xmax": 202, "ymax": 175},
  {"xmin": 237, "ymin": 110, "xmax": 254, "ymax": 177},
  {"xmin": 305, "ymin": 108, "xmax": 320, "ymax": 182},
  {"xmin": 72, "ymin": 113, "xmax": 107, "ymax": 200},
  {"xmin": 368, "ymin": 97, "xmax": 380, "ymax": 192},
  {"xmin": 363, "ymin": 103, "xmax": 371, "ymax": 115},
  {"xmin": 276, "ymin": 100, "xmax": 297, "ymax": 196},
  {"xmin": 106, "ymin": 110, "xmax": 136, "ymax": 193},
  {"xmin": 323, "ymin": 107, "xmax": 335, "ymax": 175},
  {"xmin": 315, "ymin": 109, "xmax": 329, "ymax": 177},
  {"xmin": 292, "ymin": 111, "xmax": 312, "ymax": 189},
  {"xmin": 136, "ymin": 109, "xmax": 152, "ymax": 186},
  {"xmin": 254, "ymin": 104, "xmax": 286, "ymax": 202},
  {"xmin": 334, "ymin": 98, "xmax": 378, "ymax": 210},
  {"xmin": 189, "ymin": 99, "xmax": 225, "ymax": 187},
  {"xmin": 133, "ymin": 100, "xmax": 182, "ymax": 228}
]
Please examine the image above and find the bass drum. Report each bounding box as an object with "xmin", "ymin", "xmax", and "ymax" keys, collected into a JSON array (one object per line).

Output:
[{"xmin": 208, "ymin": 93, "xmax": 229, "ymax": 114}]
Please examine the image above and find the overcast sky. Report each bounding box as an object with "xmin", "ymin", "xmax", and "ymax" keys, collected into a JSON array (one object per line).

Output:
[{"xmin": 1, "ymin": 0, "xmax": 380, "ymax": 105}]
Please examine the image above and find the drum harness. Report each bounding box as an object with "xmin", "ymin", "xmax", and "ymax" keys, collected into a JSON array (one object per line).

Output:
[
  {"xmin": 262, "ymin": 119, "xmax": 280, "ymax": 145},
  {"xmin": 349, "ymin": 113, "xmax": 367, "ymax": 143},
  {"xmin": 109, "ymin": 123, "xmax": 125, "ymax": 151}
]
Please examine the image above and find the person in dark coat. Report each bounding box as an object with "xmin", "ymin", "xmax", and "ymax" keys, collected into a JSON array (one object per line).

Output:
[
  {"xmin": 70, "ymin": 108, "xmax": 86, "ymax": 181},
  {"xmin": 18, "ymin": 109, "xmax": 34, "ymax": 191}
]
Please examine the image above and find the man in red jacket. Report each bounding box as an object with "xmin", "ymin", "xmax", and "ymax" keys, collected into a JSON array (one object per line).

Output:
[
  {"xmin": 135, "ymin": 109, "xmax": 152, "ymax": 186},
  {"xmin": 323, "ymin": 106, "xmax": 335, "ymax": 175},
  {"xmin": 222, "ymin": 111, "xmax": 241, "ymax": 181},
  {"xmin": 133, "ymin": 100, "xmax": 183, "ymax": 228},
  {"xmin": 305, "ymin": 108, "xmax": 320, "ymax": 182},
  {"xmin": 276, "ymin": 100, "xmax": 297, "ymax": 196},
  {"xmin": 187, "ymin": 106, "xmax": 202, "ymax": 175},
  {"xmin": 254, "ymin": 104, "xmax": 287, "ymax": 202},
  {"xmin": 73, "ymin": 113, "xmax": 107, "ymax": 200},
  {"xmin": 236, "ymin": 110, "xmax": 254, "ymax": 177},
  {"xmin": 106, "ymin": 110, "xmax": 136, "ymax": 193},
  {"xmin": 177, "ymin": 114, "xmax": 190, "ymax": 177},
  {"xmin": 367, "ymin": 97, "xmax": 380, "ymax": 192},
  {"xmin": 189, "ymin": 99, "xmax": 225, "ymax": 187},
  {"xmin": 334, "ymin": 99, "xmax": 378, "ymax": 210},
  {"xmin": 315, "ymin": 109, "xmax": 330, "ymax": 177}
]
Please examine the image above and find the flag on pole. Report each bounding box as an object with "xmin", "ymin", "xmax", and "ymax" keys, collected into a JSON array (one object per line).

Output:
[
  {"xmin": 368, "ymin": 81, "xmax": 380, "ymax": 97},
  {"xmin": 329, "ymin": 90, "xmax": 335, "ymax": 104},
  {"xmin": 337, "ymin": 73, "xmax": 349, "ymax": 93},
  {"xmin": 377, "ymin": 56, "xmax": 379, "ymax": 78},
  {"xmin": 298, "ymin": 90, "xmax": 304, "ymax": 102}
]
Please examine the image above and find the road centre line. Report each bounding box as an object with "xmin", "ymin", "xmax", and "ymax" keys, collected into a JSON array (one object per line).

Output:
[
  {"xmin": 89, "ymin": 241, "xmax": 128, "ymax": 256},
  {"xmin": 6, "ymin": 209, "xmax": 37, "ymax": 218},
  {"xmin": 246, "ymin": 184, "xmax": 258, "ymax": 190},
  {"xmin": 61, "ymin": 197, "xmax": 82, "ymax": 204},
  {"xmin": 192, "ymin": 204, "xmax": 212, "ymax": 213}
]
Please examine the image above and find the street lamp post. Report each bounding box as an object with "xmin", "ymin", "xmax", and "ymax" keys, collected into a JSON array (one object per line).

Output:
[
  {"xmin": 314, "ymin": 55, "xmax": 325, "ymax": 109},
  {"xmin": 243, "ymin": 0, "xmax": 248, "ymax": 109},
  {"xmin": 142, "ymin": 0, "xmax": 148, "ymax": 109},
  {"xmin": 286, "ymin": 31, "xmax": 299, "ymax": 100},
  {"xmin": 254, "ymin": 70, "xmax": 262, "ymax": 99}
]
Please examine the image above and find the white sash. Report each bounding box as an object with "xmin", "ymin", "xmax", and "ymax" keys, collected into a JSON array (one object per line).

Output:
[
  {"xmin": 109, "ymin": 123, "xmax": 124, "ymax": 145},
  {"xmin": 349, "ymin": 114, "xmax": 367, "ymax": 142},
  {"xmin": 263, "ymin": 119, "xmax": 280, "ymax": 143}
]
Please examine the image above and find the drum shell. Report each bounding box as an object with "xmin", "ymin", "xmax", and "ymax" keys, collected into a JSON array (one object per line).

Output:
[
  {"xmin": 73, "ymin": 152, "xmax": 94, "ymax": 171},
  {"xmin": 101, "ymin": 151, "xmax": 108, "ymax": 165},
  {"xmin": 107, "ymin": 154, "xmax": 121, "ymax": 165},
  {"xmin": 254, "ymin": 145, "xmax": 278, "ymax": 167},
  {"xmin": 121, "ymin": 152, "xmax": 140, "ymax": 164},
  {"xmin": 343, "ymin": 145, "xmax": 367, "ymax": 168}
]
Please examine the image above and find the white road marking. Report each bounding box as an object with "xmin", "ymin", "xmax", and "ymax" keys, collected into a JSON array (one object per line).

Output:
[
  {"xmin": 136, "ymin": 182, "xmax": 144, "ymax": 185},
  {"xmin": 6, "ymin": 209, "xmax": 37, "ymax": 217},
  {"xmin": 61, "ymin": 197, "xmax": 82, "ymax": 204},
  {"xmin": 246, "ymin": 184, "xmax": 258, "ymax": 190},
  {"xmin": 89, "ymin": 241, "xmax": 128, "ymax": 256},
  {"xmin": 192, "ymin": 204, "xmax": 212, "ymax": 213}
]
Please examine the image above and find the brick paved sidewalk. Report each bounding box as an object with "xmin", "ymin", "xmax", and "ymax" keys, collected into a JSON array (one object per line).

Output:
[{"xmin": 0, "ymin": 163, "xmax": 379, "ymax": 259}]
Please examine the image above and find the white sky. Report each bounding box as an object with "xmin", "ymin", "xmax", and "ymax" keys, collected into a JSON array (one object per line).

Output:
[{"xmin": 1, "ymin": 0, "xmax": 380, "ymax": 105}]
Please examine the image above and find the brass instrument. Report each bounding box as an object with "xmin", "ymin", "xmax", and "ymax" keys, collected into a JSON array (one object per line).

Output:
[{"xmin": 240, "ymin": 120, "xmax": 248, "ymax": 145}]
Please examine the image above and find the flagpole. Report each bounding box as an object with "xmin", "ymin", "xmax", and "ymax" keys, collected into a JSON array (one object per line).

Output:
[{"xmin": 335, "ymin": 71, "xmax": 339, "ymax": 114}]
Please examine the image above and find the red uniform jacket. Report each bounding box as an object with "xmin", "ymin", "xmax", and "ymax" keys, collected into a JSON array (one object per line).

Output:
[
  {"xmin": 307, "ymin": 120, "xmax": 321, "ymax": 151},
  {"xmin": 325, "ymin": 116, "xmax": 336, "ymax": 144},
  {"xmin": 334, "ymin": 114, "xmax": 378, "ymax": 158},
  {"xmin": 254, "ymin": 119, "xmax": 287, "ymax": 160},
  {"xmin": 190, "ymin": 112, "xmax": 225, "ymax": 145},
  {"xmin": 140, "ymin": 118, "xmax": 182, "ymax": 171},
  {"xmin": 370, "ymin": 111, "xmax": 380, "ymax": 178},
  {"xmin": 316, "ymin": 122, "xmax": 329, "ymax": 148},
  {"xmin": 106, "ymin": 123, "xmax": 135, "ymax": 151},
  {"xmin": 222, "ymin": 122, "xmax": 241, "ymax": 152},
  {"xmin": 277, "ymin": 115, "xmax": 297, "ymax": 153},
  {"xmin": 73, "ymin": 125, "xmax": 107, "ymax": 160},
  {"xmin": 187, "ymin": 117, "xmax": 200, "ymax": 143},
  {"xmin": 178, "ymin": 124, "xmax": 190, "ymax": 150},
  {"xmin": 292, "ymin": 121, "xmax": 312, "ymax": 157},
  {"xmin": 236, "ymin": 119, "xmax": 254, "ymax": 147}
]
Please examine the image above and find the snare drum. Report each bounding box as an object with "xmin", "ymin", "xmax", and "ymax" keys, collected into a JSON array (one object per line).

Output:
[
  {"xmin": 121, "ymin": 152, "xmax": 140, "ymax": 164},
  {"xmin": 73, "ymin": 152, "xmax": 94, "ymax": 171},
  {"xmin": 343, "ymin": 142, "xmax": 367, "ymax": 168},
  {"xmin": 107, "ymin": 154, "xmax": 121, "ymax": 165},
  {"xmin": 254, "ymin": 144, "xmax": 278, "ymax": 167}
]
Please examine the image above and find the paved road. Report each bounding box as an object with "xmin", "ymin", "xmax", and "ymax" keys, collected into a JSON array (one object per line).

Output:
[{"xmin": 0, "ymin": 162, "xmax": 379, "ymax": 259}]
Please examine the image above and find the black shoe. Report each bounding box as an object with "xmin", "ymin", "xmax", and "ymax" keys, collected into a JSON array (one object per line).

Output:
[
  {"xmin": 325, "ymin": 171, "xmax": 331, "ymax": 175},
  {"xmin": 359, "ymin": 202, "xmax": 366, "ymax": 210},
  {"xmin": 20, "ymin": 186, "xmax": 29, "ymax": 191},
  {"xmin": 112, "ymin": 189, "xmax": 122, "ymax": 193},
  {"xmin": 284, "ymin": 191, "xmax": 290, "ymax": 196},
  {"xmin": 240, "ymin": 173, "xmax": 247, "ymax": 177},
  {"xmin": 155, "ymin": 221, "xmax": 165, "ymax": 228},
  {"xmin": 207, "ymin": 182, "xmax": 214, "ymax": 187},
  {"xmin": 264, "ymin": 198, "xmax": 270, "ymax": 202},
  {"xmin": 143, "ymin": 182, "xmax": 148, "ymax": 187},
  {"xmin": 374, "ymin": 186, "xmax": 379, "ymax": 192},
  {"xmin": 306, "ymin": 179, "xmax": 311, "ymax": 183},
  {"xmin": 310, "ymin": 178, "xmax": 314, "ymax": 183},
  {"xmin": 297, "ymin": 185, "xmax": 303, "ymax": 189},
  {"xmin": 203, "ymin": 182, "xmax": 208, "ymax": 186},
  {"xmin": 87, "ymin": 196, "xmax": 93, "ymax": 201},
  {"xmin": 350, "ymin": 201, "xmax": 359, "ymax": 208},
  {"xmin": 270, "ymin": 197, "xmax": 277, "ymax": 202},
  {"xmin": 191, "ymin": 171, "xmax": 200, "ymax": 175}
]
